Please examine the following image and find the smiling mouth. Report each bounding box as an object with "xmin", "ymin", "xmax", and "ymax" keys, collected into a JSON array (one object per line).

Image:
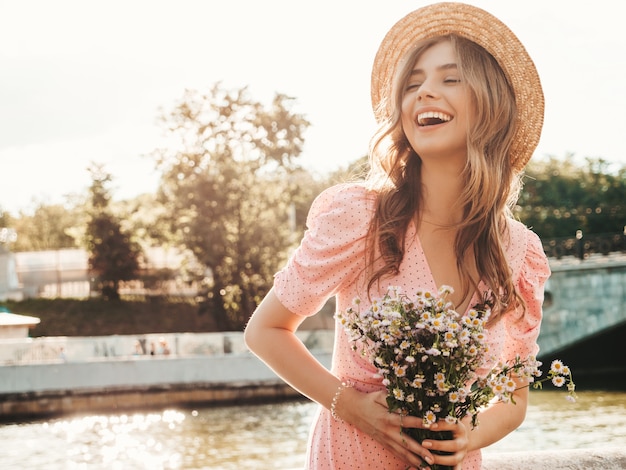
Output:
[{"xmin": 417, "ymin": 111, "xmax": 452, "ymax": 127}]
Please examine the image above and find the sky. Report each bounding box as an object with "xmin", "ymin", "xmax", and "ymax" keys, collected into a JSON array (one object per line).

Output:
[{"xmin": 1, "ymin": 0, "xmax": 625, "ymax": 215}]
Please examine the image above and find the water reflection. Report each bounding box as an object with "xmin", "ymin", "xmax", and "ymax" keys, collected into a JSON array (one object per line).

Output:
[
  {"xmin": 485, "ymin": 390, "xmax": 626, "ymax": 453},
  {"xmin": 1, "ymin": 391, "xmax": 624, "ymax": 469},
  {"xmin": 0, "ymin": 401, "xmax": 314, "ymax": 470}
]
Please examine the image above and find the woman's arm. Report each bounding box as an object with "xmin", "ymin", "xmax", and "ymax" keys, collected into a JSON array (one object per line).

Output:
[
  {"xmin": 244, "ymin": 288, "xmax": 437, "ymax": 468},
  {"xmin": 465, "ymin": 376, "xmax": 529, "ymax": 450},
  {"xmin": 244, "ymin": 287, "xmax": 340, "ymax": 408}
]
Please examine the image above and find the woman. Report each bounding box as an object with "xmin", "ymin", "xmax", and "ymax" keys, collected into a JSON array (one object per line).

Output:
[{"xmin": 244, "ymin": 3, "xmax": 550, "ymax": 469}]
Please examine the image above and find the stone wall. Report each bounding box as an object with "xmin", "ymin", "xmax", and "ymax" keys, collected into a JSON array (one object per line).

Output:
[{"xmin": 539, "ymin": 254, "xmax": 626, "ymax": 355}]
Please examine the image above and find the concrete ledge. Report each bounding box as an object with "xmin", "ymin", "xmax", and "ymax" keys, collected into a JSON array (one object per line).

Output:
[
  {"xmin": 0, "ymin": 352, "xmax": 332, "ymax": 421},
  {"xmin": 483, "ymin": 447, "xmax": 626, "ymax": 470},
  {"xmin": 0, "ymin": 381, "xmax": 301, "ymax": 422}
]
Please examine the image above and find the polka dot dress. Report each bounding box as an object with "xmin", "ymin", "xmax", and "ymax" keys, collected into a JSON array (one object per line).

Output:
[{"xmin": 273, "ymin": 183, "xmax": 551, "ymax": 470}]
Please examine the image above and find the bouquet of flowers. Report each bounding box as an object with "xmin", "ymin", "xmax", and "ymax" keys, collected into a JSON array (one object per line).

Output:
[{"xmin": 337, "ymin": 285, "xmax": 576, "ymax": 470}]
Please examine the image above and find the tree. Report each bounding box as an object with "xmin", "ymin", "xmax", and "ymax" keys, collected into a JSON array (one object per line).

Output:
[
  {"xmin": 325, "ymin": 155, "xmax": 370, "ymax": 186},
  {"xmin": 113, "ymin": 193, "xmax": 176, "ymax": 249},
  {"xmin": 10, "ymin": 202, "xmax": 78, "ymax": 252},
  {"xmin": 516, "ymin": 155, "xmax": 626, "ymax": 238},
  {"xmin": 0, "ymin": 208, "xmax": 16, "ymax": 251},
  {"xmin": 113, "ymin": 193, "xmax": 199, "ymax": 293},
  {"xmin": 84, "ymin": 163, "xmax": 141, "ymax": 300},
  {"xmin": 0, "ymin": 206, "xmax": 11, "ymax": 228},
  {"xmin": 152, "ymin": 84, "xmax": 310, "ymax": 329}
]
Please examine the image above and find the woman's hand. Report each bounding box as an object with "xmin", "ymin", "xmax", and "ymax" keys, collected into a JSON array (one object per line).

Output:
[
  {"xmin": 339, "ymin": 388, "xmax": 437, "ymax": 469},
  {"xmin": 420, "ymin": 417, "xmax": 470, "ymax": 469}
]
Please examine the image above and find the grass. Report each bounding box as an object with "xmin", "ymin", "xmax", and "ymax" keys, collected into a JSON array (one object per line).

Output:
[
  {"xmin": 1, "ymin": 292, "xmax": 335, "ymax": 337},
  {"xmin": 2, "ymin": 297, "xmax": 221, "ymax": 337}
]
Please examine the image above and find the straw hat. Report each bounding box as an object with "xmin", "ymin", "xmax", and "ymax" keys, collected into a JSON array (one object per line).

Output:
[{"xmin": 371, "ymin": 2, "xmax": 544, "ymax": 172}]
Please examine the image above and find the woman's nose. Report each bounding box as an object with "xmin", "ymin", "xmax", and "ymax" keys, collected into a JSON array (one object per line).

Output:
[{"xmin": 416, "ymin": 80, "xmax": 437, "ymax": 100}]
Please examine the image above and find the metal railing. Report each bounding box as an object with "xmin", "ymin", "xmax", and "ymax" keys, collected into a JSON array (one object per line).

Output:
[{"xmin": 542, "ymin": 230, "xmax": 626, "ymax": 260}]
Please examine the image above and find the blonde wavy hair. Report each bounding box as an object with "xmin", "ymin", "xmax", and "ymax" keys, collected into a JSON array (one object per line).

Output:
[{"xmin": 365, "ymin": 34, "xmax": 524, "ymax": 320}]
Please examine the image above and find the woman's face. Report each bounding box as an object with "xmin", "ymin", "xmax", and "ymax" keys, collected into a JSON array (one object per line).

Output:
[{"xmin": 401, "ymin": 40, "xmax": 472, "ymax": 168}]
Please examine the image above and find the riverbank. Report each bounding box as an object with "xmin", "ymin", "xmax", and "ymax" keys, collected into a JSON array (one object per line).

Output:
[
  {"xmin": 0, "ymin": 331, "xmax": 333, "ymax": 421},
  {"xmin": 1, "ymin": 327, "xmax": 623, "ymax": 423},
  {"xmin": 0, "ymin": 354, "xmax": 325, "ymax": 422}
]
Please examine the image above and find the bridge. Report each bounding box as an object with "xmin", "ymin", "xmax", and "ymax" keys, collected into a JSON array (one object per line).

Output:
[{"xmin": 537, "ymin": 250, "xmax": 626, "ymax": 388}]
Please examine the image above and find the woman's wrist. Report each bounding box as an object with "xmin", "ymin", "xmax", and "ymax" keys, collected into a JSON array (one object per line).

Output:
[{"xmin": 330, "ymin": 381, "xmax": 354, "ymax": 421}]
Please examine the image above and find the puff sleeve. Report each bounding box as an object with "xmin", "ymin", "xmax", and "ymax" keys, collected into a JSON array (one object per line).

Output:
[
  {"xmin": 500, "ymin": 228, "xmax": 551, "ymax": 363},
  {"xmin": 273, "ymin": 183, "xmax": 374, "ymax": 317}
]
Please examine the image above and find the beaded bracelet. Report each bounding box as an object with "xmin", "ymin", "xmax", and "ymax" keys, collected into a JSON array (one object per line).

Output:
[{"xmin": 330, "ymin": 381, "xmax": 353, "ymax": 421}]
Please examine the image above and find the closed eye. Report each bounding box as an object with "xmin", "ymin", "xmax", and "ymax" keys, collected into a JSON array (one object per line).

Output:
[{"xmin": 405, "ymin": 83, "xmax": 422, "ymax": 92}]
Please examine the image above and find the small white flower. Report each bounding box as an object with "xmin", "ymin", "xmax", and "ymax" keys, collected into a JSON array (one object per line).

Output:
[
  {"xmin": 550, "ymin": 360, "xmax": 564, "ymax": 374},
  {"xmin": 423, "ymin": 410, "xmax": 436, "ymax": 426}
]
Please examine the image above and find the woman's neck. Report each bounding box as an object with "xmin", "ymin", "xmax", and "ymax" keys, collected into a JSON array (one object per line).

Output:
[{"xmin": 419, "ymin": 162, "xmax": 465, "ymax": 226}]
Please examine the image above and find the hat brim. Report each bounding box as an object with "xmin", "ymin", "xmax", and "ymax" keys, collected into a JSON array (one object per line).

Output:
[{"xmin": 371, "ymin": 2, "xmax": 544, "ymax": 172}]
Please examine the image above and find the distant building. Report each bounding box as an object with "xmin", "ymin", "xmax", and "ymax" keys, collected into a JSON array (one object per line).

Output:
[
  {"xmin": 14, "ymin": 249, "xmax": 89, "ymax": 298},
  {"xmin": 11, "ymin": 247, "xmax": 198, "ymax": 299},
  {"xmin": 0, "ymin": 244, "xmax": 22, "ymax": 301}
]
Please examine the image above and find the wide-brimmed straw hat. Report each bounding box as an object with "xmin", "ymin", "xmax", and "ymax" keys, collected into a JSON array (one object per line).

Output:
[{"xmin": 371, "ymin": 2, "xmax": 544, "ymax": 172}]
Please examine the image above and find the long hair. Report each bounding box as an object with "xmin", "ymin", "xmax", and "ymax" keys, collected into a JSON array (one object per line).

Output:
[{"xmin": 365, "ymin": 34, "xmax": 523, "ymax": 321}]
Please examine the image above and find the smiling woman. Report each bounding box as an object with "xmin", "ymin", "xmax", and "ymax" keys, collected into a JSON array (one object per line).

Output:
[{"xmin": 244, "ymin": 2, "xmax": 556, "ymax": 469}]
